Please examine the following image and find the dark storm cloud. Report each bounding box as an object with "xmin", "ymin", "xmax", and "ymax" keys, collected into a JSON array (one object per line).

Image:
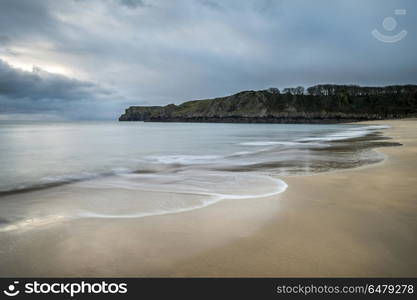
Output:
[
  {"xmin": 0, "ymin": 60, "xmax": 99, "ymax": 100},
  {"xmin": 0, "ymin": 59, "xmax": 119, "ymax": 120},
  {"xmin": 0, "ymin": 0, "xmax": 416, "ymax": 120}
]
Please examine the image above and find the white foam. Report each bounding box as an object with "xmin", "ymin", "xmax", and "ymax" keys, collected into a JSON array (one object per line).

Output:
[
  {"xmin": 240, "ymin": 141, "xmax": 300, "ymax": 146},
  {"xmin": 351, "ymin": 125, "xmax": 390, "ymax": 131},
  {"xmin": 40, "ymin": 172, "xmax": 98, "ymax": 184},
  {"xmin": 231, "ymin": 146, "xmax": 273, "ymax": 155},
  {"xmin": 147, "ymin": 154, "xmax": 221, "ymax": 164},
  {"xmin": 297, "ymin": 124, "xmax": 389, "ymax": 143},
  {"xmin": 78, "ymin": 175, "xmax": 288, "ymax": 219}
]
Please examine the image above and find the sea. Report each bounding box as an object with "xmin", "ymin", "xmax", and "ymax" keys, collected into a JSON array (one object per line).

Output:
[{"xmin": 0, "ymin": 121, "xmax": 394, "ymax": 231}]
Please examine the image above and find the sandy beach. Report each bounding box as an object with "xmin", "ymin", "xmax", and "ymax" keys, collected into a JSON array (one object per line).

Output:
[{"xmin": 1, "ymin": 119, "xmax": 417, "ymax": 277}]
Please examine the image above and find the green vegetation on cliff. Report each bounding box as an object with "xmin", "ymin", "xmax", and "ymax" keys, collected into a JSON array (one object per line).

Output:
[{"xmin": 119, "ymin": 84, "xmax": 417, "ymax": 123}]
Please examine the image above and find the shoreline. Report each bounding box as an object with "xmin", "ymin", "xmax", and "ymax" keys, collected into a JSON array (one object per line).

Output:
[
  {"xmin": 141, "ymin": 119, "xmax": 417, "ymax": 277},
  {"xmin": 1, "ymin": 119, "xmax": 416, "ymax": 277},
  {"xmin": 161, "ymin": 119, "xmax": 417, "ymax": 277}
]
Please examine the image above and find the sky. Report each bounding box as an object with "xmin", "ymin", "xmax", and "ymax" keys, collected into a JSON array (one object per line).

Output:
[{"xmin": 0, "ymin": 0, "xmax": 416, "ymax": 120}]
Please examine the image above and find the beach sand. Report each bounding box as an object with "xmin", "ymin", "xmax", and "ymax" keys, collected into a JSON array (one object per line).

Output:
[{"xmin": 1, "ymin": 119, "xmax": 417, "ymax": 277}]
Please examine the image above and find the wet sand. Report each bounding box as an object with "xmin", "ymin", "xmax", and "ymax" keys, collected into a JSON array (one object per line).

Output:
[{"xmin": 1, "ymin": 119, "xmax": 417, "ymax": 277}]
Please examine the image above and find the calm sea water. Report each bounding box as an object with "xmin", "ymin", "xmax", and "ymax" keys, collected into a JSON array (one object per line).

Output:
[{"xmin": 0, "ymin": 121, "xmax": 390, "ymax": 231}]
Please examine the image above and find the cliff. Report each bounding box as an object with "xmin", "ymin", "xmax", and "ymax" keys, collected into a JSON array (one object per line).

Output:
[{"xmin": 119, "ymin": 84, "xmax": 417, "ymax": 123}]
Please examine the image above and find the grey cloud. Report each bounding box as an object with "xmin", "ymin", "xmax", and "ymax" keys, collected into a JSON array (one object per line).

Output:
[
  {"xmin": 0, "ymin": 35, "xmax": 10, "ymax": 44},
  {"xmin": 0, "ymin": 0, "xmax": 416, "ymax": 120},
  {"xmin": 0, "ymin": 59, "xmax": 123, "ymax": 120},
  {"xmin": 118, "ymin": 0, "xmax": 146, "ymax": 9},
  {"xmin": 199, "ymin": 0, "xmax": 225, "ymax": 11},
  {"xmin": 0, "ymin": 0, "xmax": 54, "ymax": 42},
  {"xmin": 0, "ymin": 60, "xmax": 100, "ymax": 100}
]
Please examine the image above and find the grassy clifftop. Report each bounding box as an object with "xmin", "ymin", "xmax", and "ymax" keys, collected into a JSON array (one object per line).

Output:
[{"xmin": 119, "ymin": 84, "xmax": 417, "ymax": 123}]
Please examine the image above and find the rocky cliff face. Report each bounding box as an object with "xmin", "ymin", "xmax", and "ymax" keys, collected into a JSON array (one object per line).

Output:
[{"xmin": 119, "ymin": 84, "xmax": 417, "ymax": 123}]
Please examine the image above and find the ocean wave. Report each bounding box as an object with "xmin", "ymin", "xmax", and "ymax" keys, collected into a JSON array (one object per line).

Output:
[
  {"xmin": 227, "ymin": 148, "xmax": 272, "ymax": 158},
  {"xmin": 0, "ymin": 168, "xmax": 141, "ymax": 197},
  {"xmin": 146, "ymin": 154, "xmax": 221, "ymax": 164},
  {"xmin": 76, "ymin": 172, "xmax": 288, "ymax": 219},
  {"xmin": 239, "ymin": 125, "xmax": 386, "ymax": 147},
  {"xmin": 0, "ymin": 124, "xmax": 389, "ymax": 198},
  {"xmin": 297, "ymin": 124, "xmax": 388, "ymax": 143},
  {"xmin": 239, "ymin": 141, "xmax": 301, "ymax": 146},
  {"xmin": 0, "ymin": 171, "xmax": 288, "ymax": 230},
  {"xmin": 0, "ymin": 122, "xmax": 394, "ymax": 233},
  {"xmin": 350, "ymin": 125, "xmax": 390, "ymax": 131}
]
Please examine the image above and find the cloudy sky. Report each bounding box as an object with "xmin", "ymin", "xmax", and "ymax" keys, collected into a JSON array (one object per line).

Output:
[{"xmin": 0, "ymin": 0, "xmax": 416, "ymax": 120}]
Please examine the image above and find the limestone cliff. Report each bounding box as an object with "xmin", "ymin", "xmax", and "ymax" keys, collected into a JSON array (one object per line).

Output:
[{"xmin": 119, "ymin": 84, "xmax": 417, "ymax": 123}]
